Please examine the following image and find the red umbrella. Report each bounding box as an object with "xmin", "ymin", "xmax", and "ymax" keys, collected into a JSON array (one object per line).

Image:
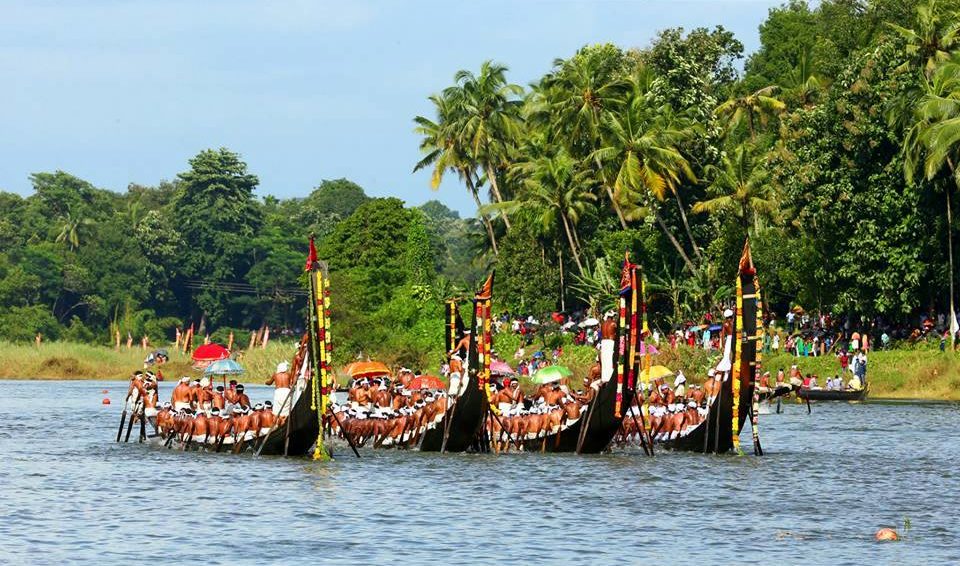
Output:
[
  {"xmin": 408, "ymin": 375, "xmax": 445, "ymax": 390},
  {"xmin": 191, "ymin": 343, "xmax": 230, "ymax": 372}
]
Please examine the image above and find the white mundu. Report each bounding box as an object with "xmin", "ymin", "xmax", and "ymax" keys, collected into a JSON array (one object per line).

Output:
[{"xmin": 600, "ymin": 339, "xmax": 615, "ymax": 382}]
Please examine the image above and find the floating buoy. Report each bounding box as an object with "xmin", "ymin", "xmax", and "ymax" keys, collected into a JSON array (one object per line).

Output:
[
  {"xmin": 875, "ymin": 528, "xmax": 899, "ymax": 541},
  {"xmin": 101, "ymin": 389, "xmax": 109, "ymax": 394},
  {"xmin": 102, "ymin": 398, "xmax": 111, "ymax": 405}
]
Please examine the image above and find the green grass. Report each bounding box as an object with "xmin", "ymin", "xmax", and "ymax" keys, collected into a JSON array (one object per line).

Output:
[
  {"xmin": 0, "ymin": 340, "xmax": 301, "ymax": 383},
  {"xmin": 2, "ymin": 339, "xmax": 959, "ymax": 401}
]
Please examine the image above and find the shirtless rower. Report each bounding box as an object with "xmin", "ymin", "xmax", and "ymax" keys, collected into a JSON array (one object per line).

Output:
[
  {"xmin": 259, "ymin": 401, "xmax": 277, "ymax": 436},
  {"xmin": 143, "ymin": 375, "xmax": 159, "ymax": 430},
  {"xmin": 212, "ymin": 386, "xmax": 226, "ymax": 410},
  {"xmin": 265, "ymin": 362, "xmax": 293, "ymax": 417},
  {"xmin": 224, "ymin": 380, "xmax": 240, "ymax": 407},
  {"xmin": 235, "ymin": 384, "xmax": 251, "ymax": 409},
  {"xmin": 186, "ymin": 409, "xmax": 211, "ymax": 449},
  {"xmin": 758, "ymin": 371, "xmax": 771, "ymax": 394},
  {"xmin": 197, "ymin": 377, "xmax": 214, "ymax": 415},
  {"xmin": 494, "ymin": 377, "xmax": 524, "ymax": 415},
  {"xmin": 171, "ymin": 377, "xmax": 193, "ymax": 411}
]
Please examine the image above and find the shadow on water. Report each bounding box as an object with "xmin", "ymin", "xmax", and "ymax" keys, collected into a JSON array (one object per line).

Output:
[{"xmin": 1, "ymin": 380, "xmax": 959, "ymax": 564}]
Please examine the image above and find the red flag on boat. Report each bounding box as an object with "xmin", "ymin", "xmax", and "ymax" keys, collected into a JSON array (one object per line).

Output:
[{"xmin": 304, "ymin": 236, "xmax": 318, "ymax": 272}]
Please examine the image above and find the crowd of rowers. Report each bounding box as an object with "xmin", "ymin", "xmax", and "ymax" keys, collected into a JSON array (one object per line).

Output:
[
  {"xmin": 123, "ymin": 362, "xmax": 296, "ymax": 451},
  {"xmin": 332, "ymin": 358, "xmax": 735, "ymax": 451}
]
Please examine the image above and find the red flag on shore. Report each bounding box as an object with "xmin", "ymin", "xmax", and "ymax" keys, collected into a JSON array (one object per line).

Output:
[{"xmin": 304, "ymin": 236, "xmax": 318, "ymax": 272}]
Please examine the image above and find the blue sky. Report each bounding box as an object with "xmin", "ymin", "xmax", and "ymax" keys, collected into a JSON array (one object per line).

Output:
[{"xmin": 0, "ymin": 0, "xmax": 784, "ymax": 216}]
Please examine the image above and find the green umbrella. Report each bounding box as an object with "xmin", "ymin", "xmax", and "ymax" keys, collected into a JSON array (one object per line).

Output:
[{"xmin": 530, "ymin": 365, "xmax": 573, "ymax": 384}]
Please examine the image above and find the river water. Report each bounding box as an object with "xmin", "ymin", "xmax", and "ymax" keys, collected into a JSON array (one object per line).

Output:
[{"xmin": 1, "ymin": 380, "xmax": 958, "ymax": 565}]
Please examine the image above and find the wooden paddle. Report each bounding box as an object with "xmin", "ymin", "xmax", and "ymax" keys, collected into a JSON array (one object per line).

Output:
[
  {"xmin": 116, "ymin": 392, "xmax": 130, "ymax": 442},
  {"xmin": 123, "ymin": 399, "xmax": 142, "ymax": 442}
]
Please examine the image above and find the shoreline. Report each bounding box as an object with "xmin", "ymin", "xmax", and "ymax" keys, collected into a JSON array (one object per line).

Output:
[{"xmin": 1, "ymin": 340, "xmax": 959, "ymax": 402}]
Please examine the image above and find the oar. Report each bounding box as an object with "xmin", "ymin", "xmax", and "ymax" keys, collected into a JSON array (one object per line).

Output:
[
  {"xmin": 116, "ymin": 393, "xmax": 130, "ymax": 442},
  {"xmin": 124, "ymin": 399, "xmax": 142, "ymax": 442},
  {"xmin": 328, "ymin": 407, "xmax": 361, "ymax": 458},
  {"xmin": 253, "ymin": 388, "xmax": 295, "ymax": 457},
  {"xmin": 138, "ymin": 403, "xmax": 147, "ymax": 443},
  {"xmin": 628, "ymin": 411, "xmax": 651, "ymax": 456},
  {"xmin": 805, "ymin": 392, "xmax": 812, "ymax": 414},
  {"xmin": 440, "ymin": 394, "xmax": 460, "ymax": 453},
  {"xmin": 575, "ymin": 388, "xmax": 600, "ymax": 454},
  {"xmin": 488, "ymin": 405, "xmax": 523, "ymax": 452}
]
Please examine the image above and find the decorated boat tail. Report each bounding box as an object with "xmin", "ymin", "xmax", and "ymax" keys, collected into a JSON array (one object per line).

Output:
[
  {"xmin": 663, "ymin": 240, "xmax": 763, "ymax": 455},
  {"xmin": 524, "ymin": 254, "xmax": 639, "ymax": 454},
  {"xmin": 257, "ymin": 237, "xmax": 332, "ymax": 458},
  {"xmin": 421, "ymin": 273, "xmax": 494, "ymax": 452}
]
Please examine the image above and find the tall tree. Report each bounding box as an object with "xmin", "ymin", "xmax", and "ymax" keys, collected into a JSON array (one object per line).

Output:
[
  {"xmin": 693, "ymin": 143, "xmax": 778, "ymax": 234},
  {"xmin": 500, "ymin": 150, "xmax": 597, "ymax": 275},
  {"xmin": 902, "ymin": 54, "xmax": 960, "ymax": 342},
  {"xmin": 446, "ymin": 61, "xmax": 524, "ymax": 228},
  {"xmin": 715, "ymin": 86, "xmax": 786, "ymax": 142},
  {"xmin": 414, "ymin": 93, "xmax": 500, "ymax": 255},
  {"xmin": 171, "ymin": 148, "xmax": 262, "ymax": 324},
  {"xmin": 592, "ymin": 90, "xmax": 698, "ymax": 272}
]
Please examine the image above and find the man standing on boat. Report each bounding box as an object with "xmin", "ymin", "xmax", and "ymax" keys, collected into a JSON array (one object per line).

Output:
[
  {"xmin": 265, "ymin": 362, "xmax": 293, "ymax": 417},
  {"xmin": 600, "ymin": 311, "xmax": 617, "ymax": 383},
  {"xmin": 447, "ymin": 354, "xmax": 466, "ymax": 397}
]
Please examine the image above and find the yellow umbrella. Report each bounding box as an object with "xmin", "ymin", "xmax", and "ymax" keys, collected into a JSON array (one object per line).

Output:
[{"xmin": 639, "ymin": 365, "xmax": 675, "ymax": 381}]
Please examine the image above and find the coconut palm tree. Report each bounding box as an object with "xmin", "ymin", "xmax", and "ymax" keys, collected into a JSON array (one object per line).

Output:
[
  {"xmin": 591, "ymin": 90, "xmax": 698, "ymax": 272},
  {"xmin": 414, "ymin": 93, "xmax": 500, "ymax": 255},
  {"xmin": 693, "ymin": 143, "xmax": 779, "ymax": 234},
  {"xmin": 492, "ymin": 150, "xmax": 597, "ymax": 274},
  {"xmin": 55, "ymin": 212, "xmax": 93, "ymax": 251},
  {"xmin": 714, "ymin": 85, "xmax": 786, "ymax": 142},
  {"xmin": 901, "ymin": 55, "xmax": 960, "ymax": 345},
  {"xmin": 446, "ymin": 61, "xmax": 524, "ymax": 228},
  {"xmin": 889, "ymin": 0, "xmax": 960, "ymax": 79}
]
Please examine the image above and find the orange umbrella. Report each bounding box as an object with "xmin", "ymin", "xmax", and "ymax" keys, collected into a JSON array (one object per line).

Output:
[
  {"xmin": 344, "ymin": 361, "xmax": 391, "ymax": 379},
  {"xmin": 409, "ymin": 375, "xmax": 445, "ymax": 390}
]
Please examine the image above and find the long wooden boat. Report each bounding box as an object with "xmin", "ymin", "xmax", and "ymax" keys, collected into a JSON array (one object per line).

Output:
[
  {"xmin": 798, "ymin": 387, "xmax": 867, "ymax": 402},
  {"xmin": 662, "ymin": 240, "xmax": 761, "ymax": 454},
  {"xmin": 420, "ymin": 274, "xmax": 493, "ymax": 453},
  {"xmin": 149, "ymin": 240, "xmax": 331, "ymax": 457},
  {"xmin": 529, "ymin": 255, "xmax": 639, "ymax": 454}
]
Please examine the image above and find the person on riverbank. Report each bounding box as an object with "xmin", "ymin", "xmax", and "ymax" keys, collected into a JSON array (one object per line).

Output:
[{"xmin": 265, "ymin": 362, "xmax": 293, "ymax": 417}]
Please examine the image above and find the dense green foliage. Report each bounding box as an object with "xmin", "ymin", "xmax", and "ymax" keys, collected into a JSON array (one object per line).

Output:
[
  {"xmin": 3, "ymin": 0, "xmax": 960, "ymax": 367},
  {"xmin": 414, "ymin": 0, "xmax": 960, "ymax": 327},
  {"xmin": 0, "ymin": 152, "xmax": 481, "ymax": 368}
]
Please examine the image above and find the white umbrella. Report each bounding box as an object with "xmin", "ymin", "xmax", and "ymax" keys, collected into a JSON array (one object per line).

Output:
[{"xmin": 580, "ymin": 318, "xmax": 600, "ymax": 327}]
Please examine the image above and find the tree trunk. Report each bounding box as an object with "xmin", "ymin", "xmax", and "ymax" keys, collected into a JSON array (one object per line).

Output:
[
  {"xmin": 560, "ymin": 212, "xmax": 586, "ymax": 274},
  {"xmin": 673, "ymin": 188, "xmax": 702, "ymax": 260},
  {"xmin": 465, "ymin": 173, "xmax": 499, "ymax": 255},
  {"xmin": 485, "ymin": 162, "xmax": 511, "ymax": 230},
  {"xmin": 558, "ymin": 247, "xmax": 566, "ymax": 312},
  {"xmin": 948, "ymin": 165, "xmax": 957, "ymax": 350},
  {"xmin": 654, "ymin": 207, "xmax": 696, "ymax": 272},
  {"xmin": 606, "ymin": 185, "xmax": 629, "ymax": 229}
]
